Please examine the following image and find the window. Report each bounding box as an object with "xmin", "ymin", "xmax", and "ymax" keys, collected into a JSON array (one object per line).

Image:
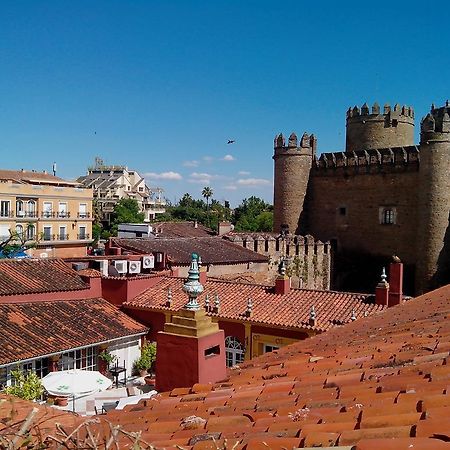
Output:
[
  {"xmin": 59, "ymin": 348, "xmax": 97, "ymax": 371},
  {"xmin": 78, "ymin": 226, "xmax": 87, "ymax": 239},
  {"xmin": 380, "ymin": 207, "xmax": 396, "ymax": 225},
  {"xmin": 15, "ymin": 224, "xmax": 23, "ymax": 235},
  {"xmin": 16, "ymin": 200, "xmax": 24, "ymax": 217},
  {"xmin": 339, "ymin": 207, "xmax": 347, "ymax": 216},
  {"xmin": 78, "ymin": 203, "xmax": 87, "ymax": 218},
  {"xmin": 43, "ymin": 202, "xmax": 52, "ymax": 218},
  {"xmin": 43, "ymin": 226, "xmax": 52, "ymax": 241},
  {"xmin": 225, "ymin": 336, "xmax": 245, "ymax": 368},
  {"xmin": 58, "ymin": 202, "xmax": 68, "ymax": 218},
  {"xmin": 58, "ymin": 226, "xmax": 67, "ymax": 240},
  {"xmin": 263, "ymin": 344, "xmax": 279, "ymax": 354},
  {"xmin": 26, "ymin": 224, "xmax": 35, "ymax": 240},
  {"xmin": 0, "ymin": 200, "xmax": 10, "ymax": 217},
  {"xmin": 27, "ymin": 200, "xmax": 36, "ymax": 217}
]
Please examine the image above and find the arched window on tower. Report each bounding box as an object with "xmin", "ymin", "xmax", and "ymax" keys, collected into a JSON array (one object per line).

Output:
[
  {"xmin": 380, "ymin": 207, "xmax": 396, "ymax": 225},
  {"xmin": 225, "ymin": 336, "xmax": 245, "ymax": 368}
]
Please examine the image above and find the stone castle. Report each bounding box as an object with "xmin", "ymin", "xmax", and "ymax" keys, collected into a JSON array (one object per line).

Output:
[{"xmin": 273, "ymin": 101, "xmax": 450, "ymax": 295}]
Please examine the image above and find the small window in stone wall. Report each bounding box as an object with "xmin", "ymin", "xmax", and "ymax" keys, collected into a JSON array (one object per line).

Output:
[
  {"xmin": 204, "ymin": 345, "xmax": 220, "ymax": 358},
  {"xmin": 338, "ymin": 206, "xmax": 347, "ymax": 216},
  {"xmin": 380, "ymin": 207, "xmax": 396, "ymax": 225}
]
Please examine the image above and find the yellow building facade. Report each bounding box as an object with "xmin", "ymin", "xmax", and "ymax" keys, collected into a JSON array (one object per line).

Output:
[{"xmin": 0, "ymin": 170, "xmax": 93, "ymax": 258}]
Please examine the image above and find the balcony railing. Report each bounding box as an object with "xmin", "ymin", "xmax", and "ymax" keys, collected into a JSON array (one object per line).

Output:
[
  {"xmin": 0, "ymin": 211, "xmax": 14, "ymax": 218},
  {"xmin": 41, "ymin": 211, "xmax": 55, "ymax": 218},
  {"xmin": 57, "ymin": 212, "xmax": 71, "ymax": 218},
  {"xmin": 77, "ymin": 233, "xmax": 90, "ymax": 240},
  {"xmin": 42, "ymin": 234, "xmax": 55, "ymax": 241},
  {"xmin": 77, "ymin": 212, "xmax": 91, "ymax": 218},
  {"xmin": 56, "ymin": 234, "xmax": 69, "ymax": 240}
]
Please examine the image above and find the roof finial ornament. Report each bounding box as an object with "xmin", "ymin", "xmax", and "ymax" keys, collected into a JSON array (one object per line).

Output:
[
  {"xmin": 214, "ymin": 293, "xmax": 220, "ymax": 313},
  {"xmin": 351, "ymin": 310, "xmax": 357, "ymax": 321},
  {"xmin": 381, "ymin": 267, "xmax": 387, "ymax": 283},
  {"xmin": 310, "ymin": 305, "xmax": 316, "ymax": 321},
  {"xmin": 204, "ymin": 293, "xmax": 210, "ymax": 311},
  {"xmin": 279, "ymin": 258, "xmax": 286, "ymax": 277},
  {"xmin": 166, "ymin": 287, "xmax": 172, "ymax": 306},
  {"xmin": 246, "ymin": 298, "xmax": 253, "ymax": 317},
  {"xmin": 182, "ymin": 253, "xmax": 204, "ymax": 311}
]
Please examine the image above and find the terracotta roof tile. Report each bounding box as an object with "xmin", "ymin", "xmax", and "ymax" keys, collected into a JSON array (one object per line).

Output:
[
  {"xmin": 0, "ymin": 169, "xmax": 76, "ymax": 185},
  {"xmin": 4, "ymin": 283, "xmax": 450, "ymax": 448},
  {"xmin": 111, "ymin": 237, "xmax": 269, "ymax": 265},
  {"xmin": 0, "ymin": 259, "xmax": 88, "ymax": 297},
  {"xmin": 0, "ymin": 298, "xmax": 147, "ymax": 365},
  {"xmin": 125, "ymin": 277, "xmax": 381, "ymax": 331},
  {"xmin": 150, "ymin": 221, "xmax": 216, "ymax": 238}
]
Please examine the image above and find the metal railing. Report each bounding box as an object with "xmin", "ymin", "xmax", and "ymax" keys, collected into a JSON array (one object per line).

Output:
[
  {"xmin": 77, "ymin": 212, "xmax": 91, "ymax": 218},
  {"xmin": 56, "ymin": 234, "xmax": 69, "ymax": 240},
  {"xmin": 77, "ymin": 233, "xmax": 90, "ymax": 240}
]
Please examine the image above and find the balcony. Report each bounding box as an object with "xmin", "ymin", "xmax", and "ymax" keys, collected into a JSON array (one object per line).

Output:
[
  {"xmin": 57, "ymin": 212, "xmax": 71, "ymax": 219},
  {"xmin": 0, "ymin": 211, "xmax": 14, "ymax": 218},
  {"xmin": 56, "ymin": 234, "xmax": 69, "ymax": 240},
  {"xmin": 77, "ymin": 212, "xmax": 91, "ymax": 219},
  {"xmin": 77, "ymin": 233, "xmax": 90, "ymax": 240},
  {"xmin": 41, "ymin": 211, "xmax": 55, "ymax": 219},
  {"xmin": 42, "ymin": 234, "xmax": 55, "ymax": 241}
]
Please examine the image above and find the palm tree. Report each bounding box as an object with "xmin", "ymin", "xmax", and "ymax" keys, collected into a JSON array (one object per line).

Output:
[{"xmin": 202, "ymin": 186, "xmax": 213, "ymax": 227}]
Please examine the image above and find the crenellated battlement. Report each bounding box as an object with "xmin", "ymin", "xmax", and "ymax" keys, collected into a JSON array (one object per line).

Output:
[
  {"xmin": 274, "ymin": 132, "xmax": 317, "ymax": 154},
  {"xmin": 314, "ymin": 146, "xmax": 420, "ymax": 173},
  {"xmin": 421, "ymin": 101, "xmax": 450, "ymax": 134},
  {"xmin": 347, "ymin": 102, "xmax": 414, "ymax": 120}
]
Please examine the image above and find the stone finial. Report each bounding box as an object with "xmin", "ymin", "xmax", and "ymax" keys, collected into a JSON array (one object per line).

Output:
[
  {"xmin": 275, "ymin": 133, "xmax": 285, "ymax": 148},
  {"xmin": 166, "ymin": 287, "xmax": 172, "ymax": 306},
  {"xmin": 381, "ymin": 267, "xmax": 387, "ymax": 283},
  {"xmin": 278, "ymin": 258, "xmax": 286, "ymax": 277},
  {"xmin": 246, "ymin": 298, "xmax": 253, "ymax": 317},
  {"xmin": 347, "ymin": 107, "xmax": 353, "ymax": 118},
  {"xmin": 214, "ymin": 293, "xmax": 220, "ymax": 312},
  {"xmin": 446, "ymin": 100, "xmax": 449, "ymax": 107},
  {"xmin": 443, "ymin": 111, "xmax": 450, "ymax": 133},
  {"xmin": 288, "ymin": 132, "xmax": 298, "ymax": 148},
  {"xmin": 351, "ymin": 310, "xmax": 357, "ymax": 321},
  {"xmin": 352, "ymin": 105, "xmax": 360, "ymax": 116},
  {"xmin": 384, "ymin": 104, "xmax": 391, "ymax": 114},
  {"xmin": 361, "ymin": 103, "xmax": 369, "ymax": 115},
  {"xmin": 300, "ymin": 132, "xmax": 310, "ymax": 148},
  {"xmin": 394, "ymin": 103, "xmax": 401, "ymax": 112},
  {"xmin": 421, "ymin": 113, "xmax": 435, "ymax": 133},
  {"xmin": 310, "ymin": 305, "xmax": 316, "ymax": 321},
  {"xmin": 198, "ymin": 255, "xmax": 202, "ymax": 270},
  {"xmin": 182, "ymin": 253, "xmax": 204, "ymax": 311},
  {"xmin": 372, "ymin": 102, "xmax": 380, "ymax": 114},
  {"xmin": 205, "ymin": 293, "xmax": 210, "ymax": 311}
]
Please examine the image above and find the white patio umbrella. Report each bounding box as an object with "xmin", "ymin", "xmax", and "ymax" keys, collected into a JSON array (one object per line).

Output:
[{"xmin": 42, "ymin": 369, "xmax": 113, "ymax": 397}]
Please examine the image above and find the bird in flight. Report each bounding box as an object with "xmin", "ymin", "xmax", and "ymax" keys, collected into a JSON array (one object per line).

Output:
[{"xmin": 227, "ymin": 139, "xmax": 235, "ymax": 144}]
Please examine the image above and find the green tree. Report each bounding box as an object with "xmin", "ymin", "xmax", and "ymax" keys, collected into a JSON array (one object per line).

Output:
[
  {"xmin": 234, "ymin": 196, "xmax": 273, "ymax": 232},
  {"xmin": 109, "ymin": 199, "xmax": 145, "ymax": 235},
  {"xmin": 0, "ymin": 226, "xmax": 41, "ymax": 258},
  {"xmin": 201, "ymin": 186, "xmax": 213, "ymax": 227}
]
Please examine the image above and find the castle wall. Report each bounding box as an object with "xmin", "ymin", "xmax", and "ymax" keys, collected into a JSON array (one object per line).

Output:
[{"xmin": 306, "ymin": 162, "xmax": 419, "ymax": 266}]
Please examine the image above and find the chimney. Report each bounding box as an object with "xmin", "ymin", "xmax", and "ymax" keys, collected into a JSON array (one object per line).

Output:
[
  {"xmin": 388, "ymin": 260, "xmax": 403, "ymax": 306},
  {"xmin": 275, "ymin": 259, "xmax": 290, "ymax": 295},
  {"xmin": 218, "ymin": 221, "xmax": 232, "ymax": 236},
  {"xmin": 375, "ymin": 267, "xmax": 389, "ymax": 306},
  {"xmin": 156, "ymin": 253, "xmax": 226, "ymax": 392}
]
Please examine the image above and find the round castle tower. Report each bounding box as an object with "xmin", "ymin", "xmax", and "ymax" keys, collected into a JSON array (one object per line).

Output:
[
  {"xmin": 346, "ymin": 102, "xmax": 415, "ymax": 151},
  {"xmin": 416, "ymin": 102, "xmax": 450, "ymax": 293},
  {"xmin": 273, "ymin": 132, "xmax": 316, "ymax": 234}
]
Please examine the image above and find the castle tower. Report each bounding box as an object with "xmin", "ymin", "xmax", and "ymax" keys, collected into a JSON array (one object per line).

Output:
[
  {"xmin": 345, "ymin": 102, "xmax": 415, "ymax": 151},
  {"xmin": 416, "ymin": 102, "xmax": 450, "ymax": 293},
  {"xmin": 273, "ymin": 132, "xmax": 316, "ymax": 234}
]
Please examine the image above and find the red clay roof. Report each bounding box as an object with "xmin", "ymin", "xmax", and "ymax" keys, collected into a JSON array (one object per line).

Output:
[
  {"xmin": 124, "ymin": 277, "xmax": 381, "ymax": 331},
  {"xmin": 0, "ymin": 259, "xmax": 89, "ymax": 297},
  {"xmin": 111, "ymin": 237, "xmax": 269, "ymax": 265},
  {"xmin": 151, "ymin": 221, "xmax": 216, "ymax": 238},
  {"xmin": 0, "ymin": 298, "xmax": 148, "ymax": 365},
  {"xmin": 0, "ymin": 169, "xmax": 78, "ymax": 185},
  {"xmin": 102, "ymin": 284, "xmax": 450, "ymax": 448}
]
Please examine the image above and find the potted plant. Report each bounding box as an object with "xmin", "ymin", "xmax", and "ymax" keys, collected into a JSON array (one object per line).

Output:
[
  {"xmin": 99, "ymin": 350, "xmax": 117, "ymax": 368},
  {"xmin": 133, "ymin": 342, "xmax": 157, "ymax": 377}
]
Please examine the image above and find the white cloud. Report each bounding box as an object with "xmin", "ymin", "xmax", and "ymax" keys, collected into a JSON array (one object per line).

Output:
[
  {"xmin": 224, "ymin": 184, "xmax": 237, "ymax": 191},
  {"xmin": 188, "ymin": 172, "xmax": 213, "ymax": 184},
  {"xmin": 222, "ymin": 154, "xmax": 235, "ymax": 161},
  {"xmin": 237, "ymin": 178, "xmax": 271, "ymax": 186},
  {"xmin": 183, "ymin": 160, "xmax": 199, "ymax": 168},
  {"xmin": 203, "ymin": 156, "xmax": 214, "ymax": 162},
  {"xmin": 238, "ymin": 170, "xmax": 250, "ymax": 175},
  {"xmin": 144, "ymin": 171, "xmax": 182, "ymax": 180}
]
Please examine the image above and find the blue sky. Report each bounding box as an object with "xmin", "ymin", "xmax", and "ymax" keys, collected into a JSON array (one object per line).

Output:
[{"xmin": 1, "ymin": 1, "xmax": 449, "ymax": 206}]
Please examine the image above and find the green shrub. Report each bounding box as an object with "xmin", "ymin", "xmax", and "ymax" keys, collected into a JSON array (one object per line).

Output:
[
  {"xmin": 3, "ymin": 369, "xmax": 44, "ymax": 401},
  {"xmin": 133, "ymin": 342, "xmax": 157, "ymax": 374}
]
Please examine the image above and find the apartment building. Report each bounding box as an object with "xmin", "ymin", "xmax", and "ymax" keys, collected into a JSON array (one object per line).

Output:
[
  {"xmin": 0, "ymin": 169, "xmax": 93, "ymax": 258},
  {"xmin": 77, "ymin": 158, "xmax": 166, "ymax": 224}
]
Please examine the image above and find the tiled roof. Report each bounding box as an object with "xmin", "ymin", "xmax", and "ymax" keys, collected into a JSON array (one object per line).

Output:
[
  {"xmin": 0, "ymin": 169, "xmax": 77, "ymax": 185},
  {"xmin": 0, "ymin": 259, "xmax": 89, "ymax": 297},
  {"xmin": 111, "ymin": 237, "xmax": 269, "ymax": 265},
  {"xmin": 77, "ymin": 268, "xmax": 102, "ymax": 278},
  {"xmin": 124, "ymin": 277, "xmax": 380, "ymax": 331},
  {"xmin": 102, "ymin": 284, "xmax": 450, "ymax": 449},
  {"xmin": 150, "ymin": 221, "xmax": 216, "ymax": 238},
  {"xmin": 0, "ymin": 298, "xmax": 148, "ymax": 365}
]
